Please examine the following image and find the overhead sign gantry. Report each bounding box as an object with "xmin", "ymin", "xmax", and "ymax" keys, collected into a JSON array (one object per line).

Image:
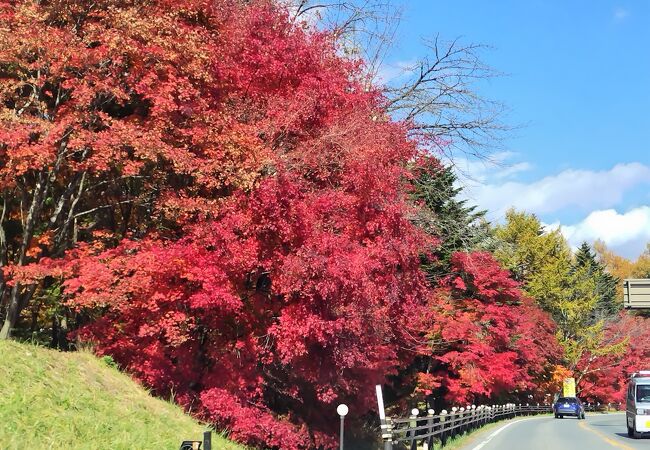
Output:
[{"xmin": 623, "ymin": 279, "xmax": 650, "ymax": 309}]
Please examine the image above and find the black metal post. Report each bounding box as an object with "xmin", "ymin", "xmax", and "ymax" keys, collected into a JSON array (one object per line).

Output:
[{"xmin": 203, "ymin": 431, "xmax": 212, "ymax": 450}]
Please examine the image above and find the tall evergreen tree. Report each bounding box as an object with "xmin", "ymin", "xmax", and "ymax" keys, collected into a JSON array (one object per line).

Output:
[
  {"xmin": 410, "ymin": 158, "xmax": 491, "ymax": 279},
  {"xmin": 573, "ymin": 242, "xmax": 620, "ymax": 320}
]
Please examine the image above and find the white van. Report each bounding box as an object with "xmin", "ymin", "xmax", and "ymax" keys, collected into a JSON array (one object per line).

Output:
[{"xmin": 626, "ymin": 371, "xmax": 650, "ymax": 438}]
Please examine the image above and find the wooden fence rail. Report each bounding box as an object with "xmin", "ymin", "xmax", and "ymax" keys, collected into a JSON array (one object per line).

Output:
[{"xmin": 379, "ymin": 401, "xmax": 622, "ymax": 449}]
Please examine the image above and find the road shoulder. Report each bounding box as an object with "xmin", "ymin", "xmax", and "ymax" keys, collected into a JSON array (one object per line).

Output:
[{"xmin": 450, "ymin": 415, "xmax": 550, "ymax": 450}]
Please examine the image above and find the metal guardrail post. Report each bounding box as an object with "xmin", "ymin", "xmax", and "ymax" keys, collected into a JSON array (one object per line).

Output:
[
  {"xmin": 203, "ymin": 431, "xmax": 211, "ymax": 450},
  {"xmin": 459, "ymin": 408, "xmax": 465, "ymax": 435},
  {"xmin": 460, "ymin": 407, "xmax": 465, "ymax": 434},
  {"xmin": 461, "ymin": 405, "xmax": 472, "ymax": 434}
]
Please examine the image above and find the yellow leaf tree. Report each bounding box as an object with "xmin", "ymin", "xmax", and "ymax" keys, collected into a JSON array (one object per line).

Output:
[{"xmin": 494, "ymin": 210, "xmax": 625, "ymax": 394}]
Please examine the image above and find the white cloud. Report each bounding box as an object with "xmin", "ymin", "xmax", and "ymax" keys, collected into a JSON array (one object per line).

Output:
[
  {"xmin": 375, "ymin": 59, "xmax": 418, "ymax": 85},
  {"xmin": 614, "ymin": 7, "xmax": 630, "ymax": 21},
  {"xmin": 551, "ymin": 207, "xmax": 650, "ymax": 259},
  {"xmin": 463, "ymin": 162, "xmax": 650, "ymax": 220},
  {"xmin": 493, "ymin": 161, "xmax": 532, "ymax": 179},
  {"xmin": 445, "ymin": 151, "xmax": 532, "ymax": 183}
]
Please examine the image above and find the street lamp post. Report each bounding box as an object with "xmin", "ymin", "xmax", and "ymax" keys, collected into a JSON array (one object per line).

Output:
[{"xmin": 337, "ymin": 404, "xmax": 349, "ymax": 450}]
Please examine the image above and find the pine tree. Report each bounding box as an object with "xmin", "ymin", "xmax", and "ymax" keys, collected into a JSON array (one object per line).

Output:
[
  {"xmin": 410, "ymin": 159, "xmax": 490, "ymax": 279},
  {"xmin": 573, "ymin": 242, "xmax": 620, "ymax": 320}
]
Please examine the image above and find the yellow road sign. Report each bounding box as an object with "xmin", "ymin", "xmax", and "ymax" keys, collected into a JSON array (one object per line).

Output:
[{"xmin": 563, "ymin": 377, "xmax": 576, "ymax": 397}]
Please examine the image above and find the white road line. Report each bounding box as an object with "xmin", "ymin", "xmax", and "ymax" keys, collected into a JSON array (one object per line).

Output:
[{"xmin": 470, "ymin": 416, "xmax": 547, "ymax": 450}]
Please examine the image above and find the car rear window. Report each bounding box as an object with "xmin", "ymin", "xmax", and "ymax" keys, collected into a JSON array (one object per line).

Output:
[
  {"xmin": 637, "ymin": 385, "xmax": 650, "ymax": 402},
  {"xmin": 557, "ymin": 397, "xmax": 577, "ymax": 404}
]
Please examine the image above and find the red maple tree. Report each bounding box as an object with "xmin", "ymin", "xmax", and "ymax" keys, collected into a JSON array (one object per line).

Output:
[
  {"xmin": 0, "ymin": 0, "xmax": 435, "ymax": 446},
  {"xmin": 416, "ymin": 252, "xmax": 560, "ymax": 405},
  {"xmin": 577, "ymin": 313, "xmax": 650, "ymax": 404}
]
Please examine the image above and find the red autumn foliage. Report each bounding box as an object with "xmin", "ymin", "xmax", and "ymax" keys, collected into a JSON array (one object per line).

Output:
[
  {"xmin": 577, "ymin": 314, "xmax": 650, "ymax": 404},
  {"xmin": 0, "ymin": 1, "xmax": 434, "ymax": 446},
  {"xmin": 419, "ymin": 252, "xmax": 560, "ymax": 404},
  {"xmin": 65, "ymin": 170, "xmax": 433, "ymax": 448}
]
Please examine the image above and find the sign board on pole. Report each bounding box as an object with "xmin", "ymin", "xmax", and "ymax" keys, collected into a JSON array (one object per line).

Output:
[
  {"xmin": 563, "ymin": 378, "xmax": 576, "ymax": 398},
  {"xmin": 623, "ymin": 279, "xmax": 650, "ymax": 309},
  {"xmin": 375, "ymin": 385, "xmax": 386, "ymax": 421}
]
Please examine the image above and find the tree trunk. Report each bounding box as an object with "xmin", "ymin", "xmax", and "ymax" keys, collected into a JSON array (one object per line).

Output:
[
  {"xmin": 0, "ymin": 284, "xmax": 37, "ymax": 339},
  {"xmin": 0, "ymin": 196, "xmax": 8, "ymax": 321},
  {"xmin": 0, "ymin": 286, "xmax": 22, "ymax": 339},
  {"xmin": 50, "ymin": 311, "xmax": 69, "ymax": 350},
  {"xmin": 0, "ymin": 173, "xmax": 47, "ymax": 340}
]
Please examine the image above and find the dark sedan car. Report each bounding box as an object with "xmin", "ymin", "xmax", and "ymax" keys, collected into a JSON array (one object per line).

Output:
[{"xmin": 554, "ymin": 397, "xmax": 585, "ymax": 419}]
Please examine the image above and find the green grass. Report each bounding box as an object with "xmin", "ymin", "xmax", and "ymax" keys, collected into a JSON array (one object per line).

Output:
[{"xmin": 0, "ymin": 340, "xmax": 245, "ymax": 450}]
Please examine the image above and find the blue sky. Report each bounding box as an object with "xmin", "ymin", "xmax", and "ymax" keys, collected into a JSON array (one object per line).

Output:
[{"xmin": 381, "ymin": 0, "xmax": 650, "ymax": 258}]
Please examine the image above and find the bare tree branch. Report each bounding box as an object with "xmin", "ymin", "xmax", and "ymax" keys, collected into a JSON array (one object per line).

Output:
[
  {"xmin": 286, "ymin": 0, "xmax": 402, "ymax": 84},
  {"xmin": 285, "ymin": 1, "xmax": 510, "ymax": 163},
  {"xmin": 383, "ymin": 35, "xmax": 510, "ymax": 160}
]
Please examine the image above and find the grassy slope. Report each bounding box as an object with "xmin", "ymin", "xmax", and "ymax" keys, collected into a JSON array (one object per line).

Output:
[{"xmin": 0, "ymin": 340, "xmax": 244, "ymax": 450}]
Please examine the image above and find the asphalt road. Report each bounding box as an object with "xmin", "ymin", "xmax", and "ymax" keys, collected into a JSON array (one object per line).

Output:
[{"xmin": 459, "ymin": 413, "xmax": 649, "ymax": 450}]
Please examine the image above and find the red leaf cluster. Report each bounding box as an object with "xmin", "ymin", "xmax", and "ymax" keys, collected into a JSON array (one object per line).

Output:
[
  {"xmin": 67, "ymin": 170, "xmax": 433, "ymax": 447},
  {"xmin": 421, "ymin": 252, "xmax": 560, "ymax": 404},
  {"xmin": 577, "ymin": 314, "xmax": 650, "ymax": 404}
]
